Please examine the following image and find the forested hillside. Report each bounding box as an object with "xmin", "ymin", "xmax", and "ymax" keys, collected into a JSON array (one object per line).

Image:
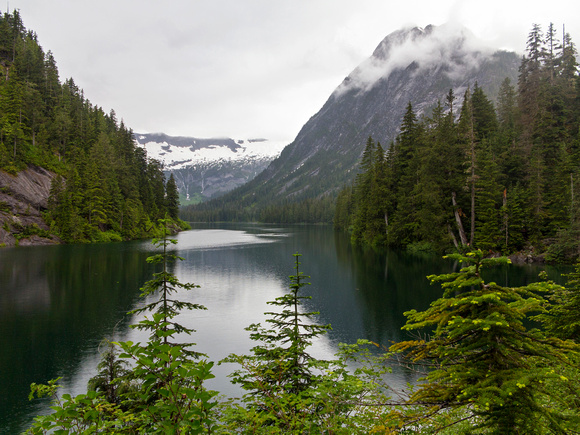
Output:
[
  {"xmin": 0, "ymin": 11, "xmax": 181, "ymax": 244},
  {"xmin": 336, "ymin": 24, "xmax": 580, "ymax": 262}
]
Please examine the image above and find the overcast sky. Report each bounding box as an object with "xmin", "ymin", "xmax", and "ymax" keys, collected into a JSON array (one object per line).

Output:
[{"xmin": 8, "ymin": 0, "xmax": 580, "ymax": 144}]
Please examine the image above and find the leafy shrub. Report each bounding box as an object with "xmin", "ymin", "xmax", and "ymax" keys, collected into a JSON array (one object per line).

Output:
[{"xmin": 0, "ymin": 200, "xmax": 11, "ymax": 213}]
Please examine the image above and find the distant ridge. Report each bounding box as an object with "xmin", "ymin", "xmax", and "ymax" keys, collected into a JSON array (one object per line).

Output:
[{"xmin": 133, "ymin": 133, "xmax": 286, "ymax": 203}]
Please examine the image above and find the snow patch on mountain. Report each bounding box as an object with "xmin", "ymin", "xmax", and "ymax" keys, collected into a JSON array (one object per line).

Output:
[{"xmin": 134, "ymin": 133, "xmax": 286, "ymax": 170}]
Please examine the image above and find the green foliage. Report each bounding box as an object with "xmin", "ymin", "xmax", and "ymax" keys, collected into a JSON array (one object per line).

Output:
[
  {"xmin": 539, "ymin": 263, "xmax": 580, "ymax": 342},
  {"xmin": 12, "ymin": 222, "xmax": 51, "ymax": 241},
  {"xmin": 223, "ymin": 255, "xmax": 331, "ymax": 422},
  {"xmin": 25, "ymin": 246, "xmax": 580, "ymax": 433},
  {"xmin": 28, "ymin": 379, "xmax": 129, "ymax": 434},
  {"xmin": 390, "ymin": 250, "xmax": 580, "ymax": 433},
  {"xmin": 165, "ymin": 172, "xmax": 180, "ymax": 220},
  {"xmin": 0, "ymin": 200, "xmax": 11, "ymax": 212},
  {"xmin": 129, "ymin": 218, "xmax": 206, "ymax": 357},
  {"xmin": 221, "ymin": 254, "xmax": 392, "ymax": 433},
  {"xmin": 87, "ymin": 339, "xmax": 134, "ymax": 405},
  {"xmin": 406, "ymin": 240, "xmax": 436, "ymax": 256},
  {"xmin": 27, "ymin": 220, "xmax": 218, "ymax": 434}
]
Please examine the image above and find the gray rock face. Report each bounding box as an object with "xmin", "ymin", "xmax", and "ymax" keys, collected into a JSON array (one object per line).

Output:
[{"xmin": 0, "ymin": 166, "xmax": 60, "ymax": 247}]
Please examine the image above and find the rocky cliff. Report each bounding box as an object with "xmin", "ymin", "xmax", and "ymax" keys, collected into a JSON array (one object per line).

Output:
[{"xmin": 0, "ymin": 166, "xmax": 60, "ymax": 247}]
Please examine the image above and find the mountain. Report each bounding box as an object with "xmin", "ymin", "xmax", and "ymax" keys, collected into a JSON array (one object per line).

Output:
[
  {"xmin": 134, "ymin": 133, "xmax": 286, "ymax": 204},
  {"xmin": 183, "ymin": 23, "xmax": 520, "ymax": 219}
]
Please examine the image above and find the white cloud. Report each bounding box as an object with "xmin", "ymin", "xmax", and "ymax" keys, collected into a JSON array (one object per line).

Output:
[{"xmin": 9, "ymin": 0, "xmax": 580, "ymax": 143}]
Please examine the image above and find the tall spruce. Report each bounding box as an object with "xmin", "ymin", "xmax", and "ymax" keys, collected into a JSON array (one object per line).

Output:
[
  {"xmin": 224, "ymin": 254, "xmax": 332, "ymax": 429},
  {"xmin": 28, "ymin": 221, "xmax": 217, "ymax": 433},
  {"xmin": 165, "ymin": 172, "xmax": 180, "ymax": 219},
  {"xmin": 391, "ymin": 102, "xmax": 424, "ymax": 246},
  {"xmin": 351, "ymin": 136, "xmax": 377, "ymax": 243}
]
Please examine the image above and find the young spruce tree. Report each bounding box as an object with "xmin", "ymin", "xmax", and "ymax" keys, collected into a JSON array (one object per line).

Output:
[
  {"xmin": 390, "ymin": 250, "xmax": 580, "ymax": 434},
  {"xmin": 28, "ymin": 218, "xmax": 217, "ymax": 433},
  {"xmin": 222, "ymin": 254, "xmax": 391, "ymax": 433}
]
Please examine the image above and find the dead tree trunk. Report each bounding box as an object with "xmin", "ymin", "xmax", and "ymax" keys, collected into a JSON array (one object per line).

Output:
[{"xmin": 452, "ymin": 191, "xmax": 468, "ymax": 246}]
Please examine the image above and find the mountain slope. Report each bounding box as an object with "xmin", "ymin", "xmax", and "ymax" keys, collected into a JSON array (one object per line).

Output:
[{"xmin": 184, "ymin": 24, "xmax": 519, "ymax": 218}]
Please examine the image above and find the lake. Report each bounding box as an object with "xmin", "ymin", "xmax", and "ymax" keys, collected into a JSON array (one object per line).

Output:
[{"xmin": 0, "ymin": 223, "xmax": 564, "ymax": 434}]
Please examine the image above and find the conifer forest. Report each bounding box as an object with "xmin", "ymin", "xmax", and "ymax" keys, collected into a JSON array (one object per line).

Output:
[{"xmin": 335, "ymin": 24, "xmax": 580, "ymax": 263}]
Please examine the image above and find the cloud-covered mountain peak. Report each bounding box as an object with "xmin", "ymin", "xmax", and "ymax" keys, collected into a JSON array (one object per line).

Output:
[{"xmin": 336, "ymin": 23, "xmax": 493, "ymax": 96}]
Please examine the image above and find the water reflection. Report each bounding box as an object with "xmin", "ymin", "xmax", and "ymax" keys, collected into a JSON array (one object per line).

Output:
[
  {"xmin": 0, "ymin": 242, "xmax": 155, "ymax": 435},
  {"xmin": 0, "ymin": 225, "xmax": 571, "ymax": 434}
]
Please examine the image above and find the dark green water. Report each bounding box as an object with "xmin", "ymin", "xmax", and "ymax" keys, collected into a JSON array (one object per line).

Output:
[{"xmin": 0, "ymin": 224, "xmax": 567, "ymax": 434}]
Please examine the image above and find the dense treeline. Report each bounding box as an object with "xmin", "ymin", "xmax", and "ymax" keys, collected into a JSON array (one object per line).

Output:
[
  {"xmin": 180, "ymin": 194, "xmax": 335, "ymax": 224},
  {"xmin": 336, "ymin": 24, "xmax": 580, "ymax": 262},
  {"xmin": 0, "ymin": 11, "xmax": 181, "ymax": 243}
]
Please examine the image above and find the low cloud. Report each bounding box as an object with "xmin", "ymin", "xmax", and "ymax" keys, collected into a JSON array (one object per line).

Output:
[{"xmin": 335, "ymin": 23, "xmax": 495, "ymax": 96}]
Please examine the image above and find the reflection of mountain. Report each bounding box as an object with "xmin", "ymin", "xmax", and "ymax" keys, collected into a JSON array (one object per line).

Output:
[{"xmin": 0, "ymin": 243, "xmax": 154, "ymax": 434}]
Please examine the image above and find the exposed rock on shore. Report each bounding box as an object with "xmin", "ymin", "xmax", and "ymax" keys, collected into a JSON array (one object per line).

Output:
[{"xmin": 0, "ymin": 166, "xmax": 61, "ymax": 247}]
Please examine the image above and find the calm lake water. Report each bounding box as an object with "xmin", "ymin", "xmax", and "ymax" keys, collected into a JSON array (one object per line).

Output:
[{"xmin": 0, "ymin": 224, "xmax": 566, "ymax": 434}]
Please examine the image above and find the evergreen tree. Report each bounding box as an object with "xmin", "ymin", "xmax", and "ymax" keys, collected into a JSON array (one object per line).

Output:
[
  {"xmin": 541, "ymin": 264, "xmax": 580, "ymax": 342},
  {"xmin": 474, "ymin": 141, "xmax": 504, "ymax": 251},
  {"xmin": 129, "ymin": 219, "xmax": 206, "ymax": 356},
  {"xmin": 471, "ymin": 83, "xmax": 498, "ymax": 141},
  {"xmin": 365, "ymin": 141, "xmax": 388, "ymax": 245},
  {"xmin": 226, "ymin": 254, "xmax": 330, "ymax": 397},
  {"xmin": 165, "ymin": 172, "xmax": 180, "ymax": 219},
  {"xmin": 223, "ymin": 254, "xmax": 331, "ymax": 428},
  {"xmin": 333, "ymin": 184, "xmax": 354, "ymax": 231},
  {"xmin": 222, "ymin": 254, "xmax": 390, "ymax": 432},
  {"xmin": 416, "ymin": 98, "xmax": 461, "ymax": 250},
  {"xmin": 87, "ymin": 339, "xmax": 133, "ymax": 405},
  {"xmin": 28, "ymin": 220, "xmax": 217, "ymax": 433},
  {"xmin": 458, "ymin": 87, "xmax": 477, "ymax": 246},
  {"xmin": 391, "ymin": 250, "xmax": 580, "ymax": 433},
  {"xmin": 390, "ymin": 102, "xmax": 424, "ymax": 246},
  {"xmin": 518, "ymin": 24, "xmax": 545, "ymax": 150},
  {"xmin": 351, "ymin": 136, "xmax": 377, "ymax": 243}
]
